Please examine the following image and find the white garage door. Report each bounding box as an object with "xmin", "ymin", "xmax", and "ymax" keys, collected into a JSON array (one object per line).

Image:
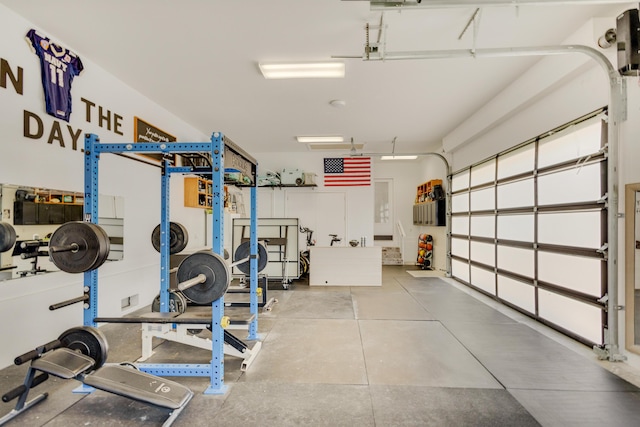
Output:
[{"xmin": 450, "ymin": 109, "xmax": 607, "ymax": 346}]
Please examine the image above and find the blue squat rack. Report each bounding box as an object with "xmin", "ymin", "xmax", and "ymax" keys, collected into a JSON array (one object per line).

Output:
[{"xmin": 82, "ymin": 132, "xmax": 259, "ymax": 394}]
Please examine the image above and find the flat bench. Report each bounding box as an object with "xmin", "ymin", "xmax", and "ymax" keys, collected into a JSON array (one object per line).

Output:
[{"xmin": 0, "ymin": 328, "xmax": 193, "ymax": 427}]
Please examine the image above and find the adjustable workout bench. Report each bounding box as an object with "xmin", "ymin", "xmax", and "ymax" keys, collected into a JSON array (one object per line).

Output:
[{"xmin": 0, "ymin": 326, "xmax": 193, "ymax": 427}]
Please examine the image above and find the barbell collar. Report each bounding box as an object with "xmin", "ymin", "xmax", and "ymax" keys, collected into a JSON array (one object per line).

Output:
[{"xmin": 177, "ymin": 273, "xmax": 208, "ymax": 291}]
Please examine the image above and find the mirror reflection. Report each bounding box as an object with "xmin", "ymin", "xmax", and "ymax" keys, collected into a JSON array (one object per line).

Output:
[{"xmin": 0, "ymin": 184, "xmax": 124, "ymax": 280}]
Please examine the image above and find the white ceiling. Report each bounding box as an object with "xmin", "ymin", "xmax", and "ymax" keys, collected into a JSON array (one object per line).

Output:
[{"xmin": 0, "ymin": 1, "xmax": 632, "ymax": 155}]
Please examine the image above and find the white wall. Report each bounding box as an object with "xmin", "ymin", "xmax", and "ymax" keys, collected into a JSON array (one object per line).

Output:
[
  {"xmin": 445, "ymin": 12, "xmax": 640, "ymax": 369},
  {"xmin": 0, "ymin": 5, "xmax": 210, "ymax": 368},
  {"xmin": 251, "ymin": 151, "xmax": 374, "ymax": 251}
]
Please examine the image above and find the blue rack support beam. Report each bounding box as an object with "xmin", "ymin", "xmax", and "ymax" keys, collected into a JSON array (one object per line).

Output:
[
  {"xmin": 208, "ymin": 133, "xmax": 226, "ymax": 394},
  {"xmin": 84, "ymin": 134, "xmax": 101, "ymax": 327},
  {"xmin": 83, "ymin": 132, "xmax": 258, "ymax": 395},
  {"xmin": 248, "ymin": 185, "xmax": 258, "ymax": 340}
]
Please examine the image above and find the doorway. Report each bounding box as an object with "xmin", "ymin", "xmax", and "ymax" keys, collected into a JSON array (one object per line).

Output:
[{"xmin": 374, "ymin": 179, "xmax": 393, "ymax": 242}]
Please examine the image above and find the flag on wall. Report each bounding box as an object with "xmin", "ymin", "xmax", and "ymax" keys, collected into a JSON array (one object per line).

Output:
[{"xmin": 323, "ymin": 157, "xmax": 371, "ymax": 186}]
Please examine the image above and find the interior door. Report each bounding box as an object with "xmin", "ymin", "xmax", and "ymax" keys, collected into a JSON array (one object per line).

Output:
[{"xmin": 374, "ymin": 179, "xmax": 393, "ymax": 240}]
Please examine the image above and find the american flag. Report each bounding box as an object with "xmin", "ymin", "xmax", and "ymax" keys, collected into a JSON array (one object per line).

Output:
[{"xmin": 323, "ymin": 157, "xmax": 371, "ymax": 186}]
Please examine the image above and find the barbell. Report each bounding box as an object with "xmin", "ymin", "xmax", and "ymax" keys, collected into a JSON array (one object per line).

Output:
[
  {"xmin": 176, "ymin": 251, "xmax": 230, "ymax": 304},
  {"xmin": 48, "ymin": 222, "xmax": 111, "ymax": 273},
  {"xmin": 172, "ymin": 240, "xmax": 270, "ymax": 304}
]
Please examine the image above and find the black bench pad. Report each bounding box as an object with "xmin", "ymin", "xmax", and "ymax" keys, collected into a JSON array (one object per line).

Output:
[
  {"xmin": 84, "ymin": 365, "xmax": 193, "ymax": 410},
  {"xmin": 31, "ymin": 348, "xmax": 95, "ymax": 379}
]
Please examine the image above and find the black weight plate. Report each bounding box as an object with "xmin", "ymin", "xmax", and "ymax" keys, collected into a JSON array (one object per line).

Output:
[
  {"xmin": 151, "ymin": 222, "xmax": 189, "ymax": 254},
  {"xmin": 177, "ymin": 251, "xmax": 229, "ymax": 304},
  {"xmin": 151, "ymin": 290, "xmax": 187, "ymax": 313},
  {"xmin": 49, "ymin": 222, "xmax": 110, "ymax": 273},
  {"xmin": 233, "ymin": 241, "xmax": 268, "ymax": 275},
  {"xmin": 58, "ymin": 326, "xmax": 109, "ymax": 369},
  {"xmin": 87, "ymin": 223, "xmax": 111, "ymax": 271},
  {"xmin": 0, "ymin": 222, "xmax": 16, "ymax": 253}
]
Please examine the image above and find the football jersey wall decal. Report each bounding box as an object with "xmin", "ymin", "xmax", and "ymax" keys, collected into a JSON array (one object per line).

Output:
[{"xmin": 26, "ymin": 29, "xmax": 83, "ymax": 122}]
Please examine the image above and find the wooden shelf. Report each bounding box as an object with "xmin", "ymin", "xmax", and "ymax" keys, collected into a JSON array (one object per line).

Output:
[
  {"xmin": 184, "ymin": 176, "xmax": 213, "ymax": 209},
  {"xmin": 415, "ymin": 179, "xmax": 442, "ymax": 204},
  {"xmin": 34, "ymin": 189, "xmax": 83, "ymax": 205},
  {"xmin": 258, "ymin": 184, "xmax": 317, "ymax": 189}
]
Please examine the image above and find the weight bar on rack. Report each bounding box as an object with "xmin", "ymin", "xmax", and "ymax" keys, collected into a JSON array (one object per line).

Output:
[
  {"xmin": 0, "ymin": 222, "xmax": 17, "ymax": 253},
  {"xmin": 48, "ymin": 222, "xmax": 111, "ymax": 273},
  {"xmin": 151, "ymin": 222, "xmax": 188, "ymax": 254},
  {"xmin": 231, "ymin": 241, "xmax": 268, "ymax": 275},
  {"xmin": 176, "ymin": 251, "xmax": 230, "ymax": 304}
]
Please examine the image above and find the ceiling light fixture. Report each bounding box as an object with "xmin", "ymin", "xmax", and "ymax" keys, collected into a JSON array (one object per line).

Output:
[
  {"xmin": 296, "ymin": 136, "xmax": 344, "ymax": 143},
  {"xmin": 380, "ymin": 136, "xmax": 418, "ymax": 160},
  {"xmin": 380, "ymin": 155, "xmax": 418, "ymax": 160},
  {"xmin": 259, "ymin": 62, "xmax": 345, "ymax": 79},
  {"xmin": 307, "ymin": 142, "xmax": 365, "ymax": 151}
]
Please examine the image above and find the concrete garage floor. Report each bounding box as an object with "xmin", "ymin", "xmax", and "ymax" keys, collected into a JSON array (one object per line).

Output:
[{"xmin": 2, "ymin": 265, "xmax": 640, "ymax": 426}]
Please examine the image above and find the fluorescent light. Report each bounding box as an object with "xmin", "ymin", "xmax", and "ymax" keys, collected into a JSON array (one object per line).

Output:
[
  {"xmin": 296, "ymin": 136, "xmax": 344, "ymax": 143},
  {"xmin": 380, "ymin": 155, "xmax": 418, "ymax": 160},
  {"xmin": 307, "ymin": 143, "xmax": 365, "ymax": 151},
  {"xmin": 259, "ymin": 62, "xmax": 345, "ymax": 79}
]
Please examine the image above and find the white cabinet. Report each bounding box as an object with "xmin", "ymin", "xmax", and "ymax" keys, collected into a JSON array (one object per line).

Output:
[{"xmin": 309, "ymin": 246, "xmax": 381, "ymax": 286}]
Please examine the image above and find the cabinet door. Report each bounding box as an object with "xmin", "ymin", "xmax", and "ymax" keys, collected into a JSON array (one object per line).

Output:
[
  {"xmin": 435, "ymin": 199, "xmax": 446, "ymax": 226},
  {"xmin": 14, "ymin": 201, "xmax": 38, "ymax": 225},
  {"xmin": 47, "ymin": 204, "xmax": 65, "ymax": 224},
  {"xmin": 65, "ymin": 204, "xmax": 83, "ymax": 222}
]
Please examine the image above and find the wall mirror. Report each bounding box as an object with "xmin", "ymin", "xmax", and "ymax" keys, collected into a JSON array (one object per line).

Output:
[
  {"xmin": 0, "ymin": 184, "xmax": 124, "ymax": 281},
  {"xmin": 625, "ymin": 183, "xmax": 640, "ymax": 355}
]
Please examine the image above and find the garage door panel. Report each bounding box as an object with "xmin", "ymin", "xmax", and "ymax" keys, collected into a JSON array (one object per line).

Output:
[
  {"xmin": 539, "ymin": 289, "xmax": 603, "ymax": 345},
  {"xmin": 538, "ymin": 251, "xmax": 602, "ymax": 297}
]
